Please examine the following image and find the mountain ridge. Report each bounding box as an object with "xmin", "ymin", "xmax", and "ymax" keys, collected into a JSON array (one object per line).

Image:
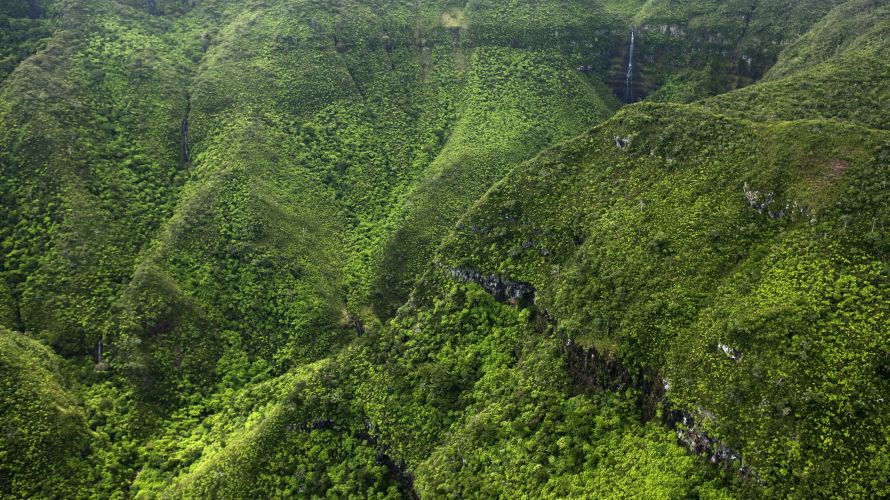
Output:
[{"xmin": 1, "ymin": 0, "xmax": 887, "ymax": 497}]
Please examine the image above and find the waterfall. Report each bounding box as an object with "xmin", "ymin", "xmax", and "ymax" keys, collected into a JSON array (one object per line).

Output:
[
  {"xmin": 181, "ymin": 96, "xmax": 191, "ymax": 164},
  {"xmin": 624, "ymin": 29, "xmax": 635, "ymax": 103},
  {"xmin": 97, "ymin": 337, "xmax": 103, "ymax": 362},
  {"xmin": 181, "ymin": 117, "xmax": 190, "ymax": 164}
]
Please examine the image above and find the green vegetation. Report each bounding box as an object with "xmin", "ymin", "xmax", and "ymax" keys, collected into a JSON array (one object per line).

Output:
[
  {"xmin": 437, "ymin": 104, "xmax": 889, "ymax": 496},
  {"xmin": 0, "ymin": 0, "xmax": 55, "ymax": 80},
  {"xmin": 0, "ymin": 0, "xmax": 887, "ymax": 497},
  {"xmin": 0, "ymin": 327, "xmax": 89, "ymax": 498}
]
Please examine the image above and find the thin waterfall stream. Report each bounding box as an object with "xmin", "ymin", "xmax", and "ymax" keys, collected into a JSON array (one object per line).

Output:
[
  {"xmin": 181, "ymin": 95, "xmax": 191, "ymax": 165},
  {"xmin": 624, "ymin": 29, "xmax": 635, "ymax": 103}
]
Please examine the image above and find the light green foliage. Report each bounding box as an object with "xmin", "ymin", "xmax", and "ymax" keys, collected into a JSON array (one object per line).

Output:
[
  {"xmin": 134, "ymin": 360, "xmax": 403, "ymax": 498},
  {"xmin": 0, "ymin": 0, "xmax": 192, "ymax": 358},
  {"xmin": 417, "ymin": 395, "xmax": 726, "ymax": 498},
  {"xmin": 80, "ymin": 378, "xmax": 154, "ymax": 498},
  {"xmin": 669, "ymin": 242, "xmax": 889, "ymax": 497},
  {"xmin": 405, "ymin": 300, "xmax": 725, "ymax": 498},
  {"xmin": 374, "ymin": 46, "xmax": 616, "ymax": 316},
  {"xmin": 433, "ymin": 94, "xmax": 889, "ymax": 496}
]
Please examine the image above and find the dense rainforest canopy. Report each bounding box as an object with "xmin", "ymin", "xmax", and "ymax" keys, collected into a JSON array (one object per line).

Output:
[{"xmin": 0, "ymin": 0, "xmax": 888, "ymax": 497}]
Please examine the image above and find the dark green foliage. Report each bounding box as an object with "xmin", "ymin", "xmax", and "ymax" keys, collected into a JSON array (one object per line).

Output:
[
  {"xmin": 0, "ymin": 0, "xmax": 54, "ymax": 81},
  {"xmin": 704, "ymin": 0, "xmax": 890, "ymax": 129}
]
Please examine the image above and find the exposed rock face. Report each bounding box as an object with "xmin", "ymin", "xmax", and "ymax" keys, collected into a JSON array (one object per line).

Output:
[
  {"xmin": 356, "ymin": 420, "xmax": 418, "ymax": 500},
  {"xmin": 565, "ymin": 339, "xmax": 634, "ymax": 392},
  {"xmin": 446, "ymin": 266, "xmax": 750, "ymax": 474},
  {"xmin": 565, "ymin": 340, "xmax": 754, "ymax": 478},
  {"xmin": 564, "ymin": 338, "xmax": 751, "ymax": 476},
  {"xmin": 564, "ymin": 340, "xmax": 665, "ymax": 421},
  {"xmin": 566, "ymin": 344, "xmax": 751, "ymax": 476},
  {"xmin": 717, "ymin": 342, "xmax": 742, "ymax": 361},
  {"xmin": 665, "ymin": 409, "xmax": 753, "ymax": 478},
  {"xmin": 742, "ymin": 183, "xmax": 809, "ymax": 219},
  {"xmin": 448, "ymin": 268, "xmax": 536, "ymax": 306}
]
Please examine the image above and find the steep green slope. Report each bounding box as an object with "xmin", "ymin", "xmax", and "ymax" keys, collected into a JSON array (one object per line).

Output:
[
  {"xmin": 138, "ymin": 279, "xmax": 732, "ymax": 498},
  {"xmin": 415, "ymin": 4, "xmax": 890, "ymax": 490},
  {"xmin": 765, "ymin": 0, "xmax": 889, "ymax": 78},
  {"xmin": 703, "ymin": 0, "xmax": 890, "ymax": 129},
  {"xmin": 0, "ymin": 0, "xmax": 193, "ymax": 358},
  {"xmin": 373, "ymin": 47, "xmax": 616, "ymax": 317},
  {"xmin": 434, "ymin": 105, "xmax": 888, "ymax": 495},
  {"xmin": 623, "ymin": 0, "xmax": 845, "ymax": 101},
  {"xmin": 135, "ymin": 67, "xmax": 887, "ymax": 499},
  {"xmin": 0, "ymin": 0, "xmax": 887, "ymax": 497},
  {"xmin": 0, "ymin": 328, "xmax": 90, "ymax": 498}
]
